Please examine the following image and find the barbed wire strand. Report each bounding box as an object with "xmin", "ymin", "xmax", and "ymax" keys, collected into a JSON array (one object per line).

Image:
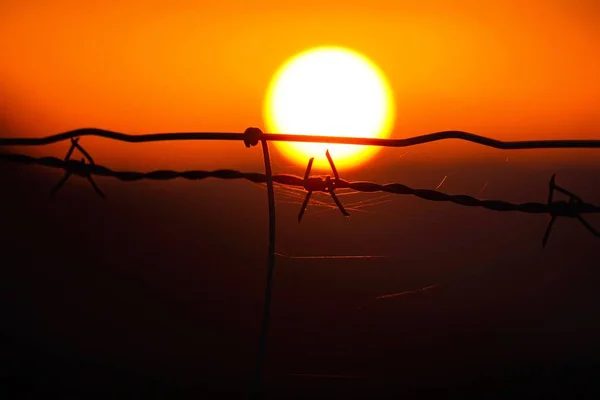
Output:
[
  {"xmin": 3, "ymin": 127, "xmax": 600, "ymax": 149},
  {"xmin": 2, "ymin": 151, "xmax": 600, "ymax": 217}
]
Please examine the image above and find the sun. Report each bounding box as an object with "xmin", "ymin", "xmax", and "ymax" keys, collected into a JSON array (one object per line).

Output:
[{"xmin": 263, "ymin": 46, "xmax": 395, "ymax": 170}]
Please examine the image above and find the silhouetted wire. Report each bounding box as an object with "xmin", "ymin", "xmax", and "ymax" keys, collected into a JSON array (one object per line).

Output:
[
  {"xmin": 250, "ymin": 136, "xmax": 276, "ymax": 399},
  {"xmin": 2, "ymin": 127, "xmax": 600, "ymax": 149},
  {"xmin": 2, "ymin": 152, "xmax": 599, "ymax": 216}
]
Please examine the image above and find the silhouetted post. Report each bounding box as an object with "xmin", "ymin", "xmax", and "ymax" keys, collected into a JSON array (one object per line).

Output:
[{"xmin": 245, "ymin": 128, "xmax": 276, "ymax": 400}]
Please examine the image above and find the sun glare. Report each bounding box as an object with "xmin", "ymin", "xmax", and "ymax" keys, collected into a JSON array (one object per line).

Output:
[{"xmin": 263, "ymin": 46, "xmax": 395, "ymax": 170}]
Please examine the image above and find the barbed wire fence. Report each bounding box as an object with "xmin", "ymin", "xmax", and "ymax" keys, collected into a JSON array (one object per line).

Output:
[{"xmin": 2, "ymin": 126, "xmax": 600, "ymax": 398}]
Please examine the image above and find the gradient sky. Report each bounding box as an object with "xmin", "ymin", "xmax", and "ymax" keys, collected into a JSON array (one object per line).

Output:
[{"xmin": 1, "ymin": 0, "xmax": 600, "ymax": 170}]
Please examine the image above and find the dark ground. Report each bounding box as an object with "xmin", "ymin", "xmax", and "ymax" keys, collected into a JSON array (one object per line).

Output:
[{"xmin": 1, "ymin": 148, "xmax": 600, "ymax": 399}]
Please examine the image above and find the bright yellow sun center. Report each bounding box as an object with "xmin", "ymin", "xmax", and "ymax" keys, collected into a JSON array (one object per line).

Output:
[{"xmin": 263, "ymin": 46, "xmax": 395, "ymax": 170}]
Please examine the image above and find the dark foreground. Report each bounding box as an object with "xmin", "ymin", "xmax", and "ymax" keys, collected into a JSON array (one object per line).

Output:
[{"xmin": 2, "ymin": 155, "xmax": 600, "ymax": 399}]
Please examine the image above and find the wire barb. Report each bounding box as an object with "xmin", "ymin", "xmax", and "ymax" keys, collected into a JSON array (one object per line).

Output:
[
  {"xmin": 297, "ymin": 150, "xmax": 349, "ymax": 222},
  {"xmin": 51, "ymin": 137, "xmax": 105, "ymax": 199},
  {"xmin": 542, "ymin": 174, "xmax": 599, "ymax": 247}
]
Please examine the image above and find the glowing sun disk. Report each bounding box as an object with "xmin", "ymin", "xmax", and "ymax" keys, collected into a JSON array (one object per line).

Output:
[{"xmin": 263, "ymin": 46, "xmax": 395, "ymax": 170}]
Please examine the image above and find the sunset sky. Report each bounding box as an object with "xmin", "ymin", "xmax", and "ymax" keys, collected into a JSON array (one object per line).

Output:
[
  {"xmin": 2, "ymin": 1, "xmax": 600, "ymax": 397},
  {"xmin": 1, "ymin": 0, "xmax": 600, "ymax": 169}
]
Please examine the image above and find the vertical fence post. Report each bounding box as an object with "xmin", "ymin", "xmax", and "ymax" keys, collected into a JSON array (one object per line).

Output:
[{"xmin": 245, "ymin": 128, "xmax": 276, "ymax": 400}]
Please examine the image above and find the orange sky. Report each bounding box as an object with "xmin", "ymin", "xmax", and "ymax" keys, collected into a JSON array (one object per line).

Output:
[{"xmin": 1, "ymin": 0, "xmax": 599, "ymax": 170}]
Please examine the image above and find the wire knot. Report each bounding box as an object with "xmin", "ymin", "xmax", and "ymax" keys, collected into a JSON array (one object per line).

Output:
[
  {"xmin": 323, "ymin": 176, "xmax": 338, "ymax": 193},
  {"xmin": 302, "ymin": 175, "xmax": 339, "ymax": 192},
  {"xmin": 297, "ymin": 150, "xmax": 349, "ymax": 222},
  {"xmin": 243, "ymin": 127, "xmax": 263, "ymax": 148},
  {"xmin": 549, "ymin": 200, "xmax": 581, "ymax": 219}
]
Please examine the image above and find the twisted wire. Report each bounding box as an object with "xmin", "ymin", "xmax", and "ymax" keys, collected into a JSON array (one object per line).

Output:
[{"xmin": 2, "ymin": 152, "xmax": 599, "ymax": 216}]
